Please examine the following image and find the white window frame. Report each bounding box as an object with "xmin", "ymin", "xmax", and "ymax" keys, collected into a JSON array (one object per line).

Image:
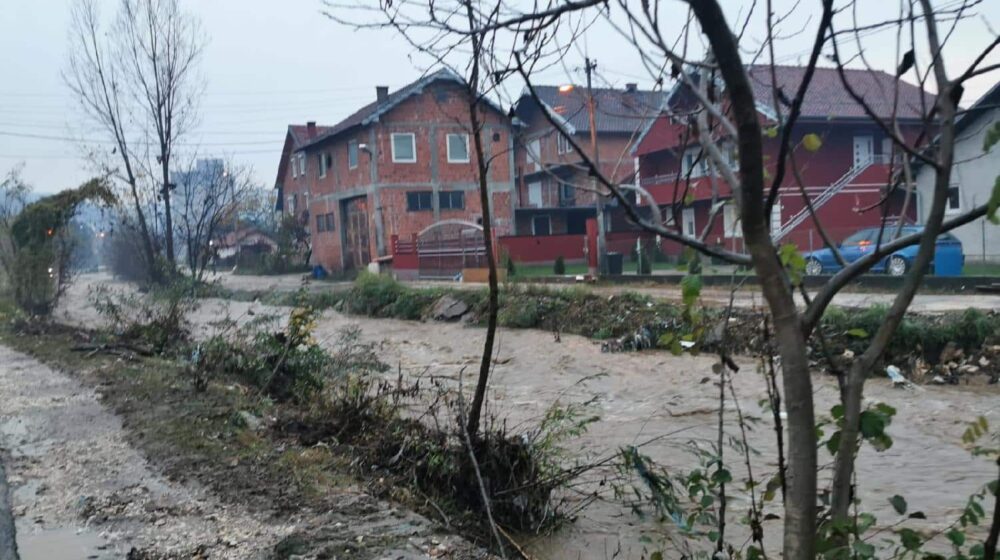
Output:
[
  {"xmin": 446, "ymin": 133, "xmax": 470, "ymax": 163},
  {"xmin": 391, "ymin": 132, "xmax": 417, "ymax": 163},
  {"xmin": 946, "ymin": 184, "xmax": 961, "ymax": 214},
  {"xmin": 682, "ymin": 207, "xmax": 696, "ymax": 238},
  {"xmin": 557, "ymin": 133, "xmax": 571, "ymax": 155},
  {"xmin": 318, "ymin": 153, "xmax": 327, "ymax": 178},
  {"xmin": 723, "ymin": 203, "xmax": 742, "ymax": 238},
  {"xmin": 298, "ymin": 153, "xmax": 306, "ymax": 176},
  {"xmin": 527, "ymin": 181, "xmax": 543, "ymax": 208},
  {"xmin": 681, "ymin": 147, "xmax": 707, "ymax": 177},
  {"xmin": 348, "ymin": 141, "xmax": 359, "ymax": 169},
  {"xmin": 290, "ymin": 155, "xmax": 298, "ymax": 179},
  {"xmin": 528, "ymin": 138, "xmax": 542, "ymax": 172}
]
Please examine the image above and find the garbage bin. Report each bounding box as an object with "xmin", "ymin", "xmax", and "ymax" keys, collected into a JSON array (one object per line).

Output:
[
  {"xmin": 606, "ymin": 252, "xmax": 624, "ymax": 275},
  {"xmin": 312, "ymin": 265, "xmax": 328, "ymax": 279}
]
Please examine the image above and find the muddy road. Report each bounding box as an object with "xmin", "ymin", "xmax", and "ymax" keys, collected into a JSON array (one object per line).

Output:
[{"xmin": 53, "ymin": 277, "xmax": 1000, "ymax": 558}]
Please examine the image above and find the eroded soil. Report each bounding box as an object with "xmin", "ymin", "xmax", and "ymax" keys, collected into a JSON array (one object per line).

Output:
[{"xmin": 47, "ymin": 275, "xmax": 1000, "ymax": 559}]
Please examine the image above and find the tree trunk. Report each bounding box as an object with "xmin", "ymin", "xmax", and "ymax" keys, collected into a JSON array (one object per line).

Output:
[
  {"xmin": 829, "ymin": 39, "xmax": 958, "ymax": 524},
  {"xmin": 687, "ymin": 2, "xmax": 817, "ymax": 557},
  {"xmin": 0, "ymin": 459, "xmax": 20, "ymax": 560},
  {"xmin": 161, "ymin": 160, "xmax": 175, "ymax": 267},
  {"xmin": 463, "ymin": 2, "xmax": 497, "ymax": 440}
]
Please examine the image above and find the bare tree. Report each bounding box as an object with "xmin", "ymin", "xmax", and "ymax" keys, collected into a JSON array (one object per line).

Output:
[
  {"xmin": 66, "ymin": 0, "xmax": 205, "ymax": 279},
  {"xmin": 173, "ymin": 158, "xmax": 258, "ymax": 280},
  {"xmin": 328, "ymin": 1, "xmax": 999, "ymax": 558},
  {"xmin": 0, "ymin": 166, "xmax": 31, "ymax": 293}
]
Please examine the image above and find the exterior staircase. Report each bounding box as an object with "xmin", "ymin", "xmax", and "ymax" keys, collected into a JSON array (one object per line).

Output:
[{"xmin": 773, "ymin": 155, "xmax": 887, "ymax": 241}]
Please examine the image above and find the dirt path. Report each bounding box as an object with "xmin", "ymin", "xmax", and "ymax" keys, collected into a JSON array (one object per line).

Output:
[
  {"xmin": 56, "ymin": 277, "xmax": 1000, "ymax": 558},
  {"xmin": 0, "ymin": 343, "xmax": 297, "ymax": 559}
]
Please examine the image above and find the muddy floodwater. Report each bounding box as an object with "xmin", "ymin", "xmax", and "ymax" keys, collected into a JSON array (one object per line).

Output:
[{"xmin": 54, "ymin": 278, "xmax": 1000, "ymax": 558}]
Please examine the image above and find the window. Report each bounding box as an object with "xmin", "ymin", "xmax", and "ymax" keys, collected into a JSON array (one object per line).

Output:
[
  {"xmin": 447, "ymin": 134, "xmax": 469, "ymax": 163},
  {"xmin": 348, "ymin": 141, "xmax": 359, "ymax": 169},
  {"xmin": 319, "ymin": 153, "xmax": 331, "ymax": 178},
  {"xmin": 439, "ymin": 191, "xmax": 465, "ymax": 210},
  {"xmin": 391, "ymin": 133, "xmax": 416, "ymax": 163},
  {"xmin": 532, "ymin": 215, "xmax": 551, "ymax": 236},
  {"xmin": 557, "ymin": 133, "xmax": 571, "ymax": 155},
  {"xmin": 527, "ymin": 139, "xmax": 541, "ymax": 171},
  {"xmin": 324, "ymin": 213, "xmax": 335, "ymax": 232},
  {"xmin": 290, "ymin": 156, "xmax": 297, "ymax": 179},
  {"xmin": 316, "ymin": 214, "xmax": 326, "ymax": 233},
  {"xmin": 406, "ymin": 191, "xmax": 433, "ymax": 211},
  {"xmin": 527, "ymin": 182, "xmax": 542, "ymax": 207},
  {"xmin": 723, "ymin": 203, "xmax": 742, "ymax": 238},
  {"xmin": 286, "ymin": 195, "xmax": 295, "ymax": 213},
  {"xmin": 298, "ymin": 153, "xmax": 306, "ymax": 176},
  {"xmin": 682, "ymin": 208, "xmax": 696, "ymax": 237},
  {"xmin": 560, "ymin": 183, "xmax": 575, "ymax": 205},
  {"xmin": 841, "ymin": 229, "xmax": 874, "ymax": 246},
  {"xmin": 681, "ymin": 148, "xmax": 707, "ymax": 177},
  {"xmin": 946, "ymin": 185, "xmax": 961, "ymax": 214}
]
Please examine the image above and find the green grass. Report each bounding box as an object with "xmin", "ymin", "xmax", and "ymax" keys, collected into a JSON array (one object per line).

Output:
[
  {"xmin": 963, "ymin": 262, "xmax": 1000, "ymax": 277},
  {"xmin": 513, "ymin": 262, "xmax": 589, "ymax": 277}
]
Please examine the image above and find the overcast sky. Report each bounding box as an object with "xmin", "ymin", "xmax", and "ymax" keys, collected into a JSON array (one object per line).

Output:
[{"xmin": 1, "ymin": 0, "xmax": 997, "ymax": 194}]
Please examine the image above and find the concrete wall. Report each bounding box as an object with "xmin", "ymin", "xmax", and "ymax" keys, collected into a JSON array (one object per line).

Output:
[{"xmin": 916, "ymin": 105, "xmax": 1000, "ymax": 262}]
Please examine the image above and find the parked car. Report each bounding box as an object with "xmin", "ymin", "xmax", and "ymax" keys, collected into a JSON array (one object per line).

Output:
[{"xmin": 803, "ymin": 226, "xmax": 964, "ymax": 276}]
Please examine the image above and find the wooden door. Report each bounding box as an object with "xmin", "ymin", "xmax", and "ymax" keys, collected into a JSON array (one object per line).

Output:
[{"xmin": 342, "ymin": 196, "xmax": 371, "ymax": 270}]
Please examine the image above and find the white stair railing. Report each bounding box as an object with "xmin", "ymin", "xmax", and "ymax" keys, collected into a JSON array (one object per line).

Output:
[{"xmin": 773, "ymin": 155, "xmax": 890, "ymax": 240}]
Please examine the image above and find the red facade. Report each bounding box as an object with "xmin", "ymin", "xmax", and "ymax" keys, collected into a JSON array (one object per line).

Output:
[
  {"xmin": 275, "ymin": 70, "xmax": 516, "ymax": 274},
  {"xmin": 633, "ymin": 66, "xmax": 929, "ymax": 255}
]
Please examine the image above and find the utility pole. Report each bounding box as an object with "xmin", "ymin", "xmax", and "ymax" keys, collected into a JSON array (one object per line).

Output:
[{"xmin": 585, "ymin": 57, "xmax": 607, "ymax": 275}]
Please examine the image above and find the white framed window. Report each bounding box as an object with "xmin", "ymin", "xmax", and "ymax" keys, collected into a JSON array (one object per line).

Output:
[
  {"xmin": 391, "ymin": 133, "xmax": 416, "ymax": 163},
  {"xmin": 348, "ymin": 141, "xmax": 359, "ymax": 169},
  {"xmin": 527, "ymin": 138, "xmax": 542, "ymax": 171},
  {"xmin": 770, "ymin": 202, "xmax": 782, "ymax": 232},
  {"xmin": 946, "ymin": 184, "xmax": 961, "ymax": 214},
  {"xmin": 682, "ymin": 208, "xmax": 696, "ymax": 237},
  {"xmin": 290, "ymin": 156, "xmax": 298, "ymax": 179},
  {"xmin": 681, "ymin": 147, "xmax": 708, "ymax": 177},
  {"xmin": 527, "ymin": 181, "xmax": 542, "ymax": 208},
  {"xmin": 318, "ymin": 153, "xmax": 328, "ymax": 178},
  {"xmin": 298, "ymin": 153, "xmax": 306, "ymax": 176},
  {"xmin": 723, "ymin": 203, "xmax": 742, "ymax": 238},
  {"xmin": 557, "ymin": 133, "xmax": 571, "ymax": 155},
  {"xmin": 286, "ymin": 195, "xmax": 295, "ymax": 213},
  {"xmin": 447, "ymin": 133, "xmax": 470, "ymax": 163}
]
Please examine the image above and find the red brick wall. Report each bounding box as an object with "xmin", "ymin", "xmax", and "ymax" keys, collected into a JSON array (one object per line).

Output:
[{"xmin": 291, "ymin": 80, "xmax": 515, "ymax": 273}]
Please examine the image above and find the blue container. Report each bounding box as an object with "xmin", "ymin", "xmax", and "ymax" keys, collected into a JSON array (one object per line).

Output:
[{"xmin": 312, "ymin": 265, "xmax": 328, "ymax": 279}]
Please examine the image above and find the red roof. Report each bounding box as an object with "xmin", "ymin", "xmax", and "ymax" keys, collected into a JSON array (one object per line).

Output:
[{"xmin": 746, "ymin": 65, "xmax": 930, "ymax": 121}]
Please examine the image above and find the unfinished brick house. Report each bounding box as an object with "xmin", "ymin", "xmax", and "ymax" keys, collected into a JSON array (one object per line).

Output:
[
  {"xmin": 634, "ymin": 65, "xmax": 930, "ymax": 255},
  {"xmin": 274, "ymin": 68, "xmax": 516, "ymax": 274},
  {"xmin": 511, "ymin": 84, "xmax": 665, "ymax": 237}
]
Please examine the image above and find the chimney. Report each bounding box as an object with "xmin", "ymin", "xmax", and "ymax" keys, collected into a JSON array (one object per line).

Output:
[
  {"xmin": 376, "ymin": 86, "xmax": 389, "ymax": 104},
  {"xmin": 625, "ymin": 83, "xmax": 638, "ymax": 93},
  {"xmin": 306, "ymin": 121, "xmax": 317, "ymax": 138}
]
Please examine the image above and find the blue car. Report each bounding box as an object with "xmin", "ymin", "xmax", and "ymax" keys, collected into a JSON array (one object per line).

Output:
[{"xmin": 803, "ymin": 226, "xmax": 964, "ymax": 277}]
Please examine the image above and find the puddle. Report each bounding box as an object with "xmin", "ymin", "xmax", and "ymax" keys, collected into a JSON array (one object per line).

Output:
[{"xmin": 16, "ymin": 526, "xmax": 111, "ymax": 560}]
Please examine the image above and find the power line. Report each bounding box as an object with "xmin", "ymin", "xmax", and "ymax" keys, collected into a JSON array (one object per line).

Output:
[{"xmin": 0, "ymin": 130, "xmax": 282, "ymax": 147}]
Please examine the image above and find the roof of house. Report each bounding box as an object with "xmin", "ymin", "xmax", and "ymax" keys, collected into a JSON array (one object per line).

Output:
[
  {"xmin": 517, "ymin": 85, "xmax": 666, "ymax": 135},
  {"xmin": 288, "ymin": 124, "xmax": 332, "ymax": 147},
  {"xmin": 299, "ymin": 68, "xmax": 504, "ymax": 150},
  {"xmin": 955, "ymin": 80, "xmax": 1000, "ymax": 135},
  {"xmin": 745, "ymin": 64, "xmax": 931, "ymax": 121}
]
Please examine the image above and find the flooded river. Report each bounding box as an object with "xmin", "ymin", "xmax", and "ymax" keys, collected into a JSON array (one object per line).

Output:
[{"xmin": 55, "ymin": 280, "xmax": 1000, "ymax": 559}]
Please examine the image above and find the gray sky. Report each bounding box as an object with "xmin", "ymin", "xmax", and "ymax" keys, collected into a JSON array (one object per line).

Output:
[{"xmin": 1, "ymin": 0, "xmax": 997, "ymax": 194}]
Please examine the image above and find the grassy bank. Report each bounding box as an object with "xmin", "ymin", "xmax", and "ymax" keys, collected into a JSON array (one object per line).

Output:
[{"xmin": 220, "ymin": 273, "xmax": 1000, "ymax": 379}]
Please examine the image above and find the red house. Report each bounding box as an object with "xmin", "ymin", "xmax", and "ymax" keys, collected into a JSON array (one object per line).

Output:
[
  {"xmin": 275, "ymin": 69, "xmax": 516, "ymax": 274},
  {"xmin": 634, "ymin": 65, "xmax": 930, "ymax": 255},
  {"xmin": 512, "ymin": 83, "xmax": 665, "ymax": 237}
]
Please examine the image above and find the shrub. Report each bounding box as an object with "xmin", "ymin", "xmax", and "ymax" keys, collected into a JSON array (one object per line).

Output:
[
  {"xmin": 553, "ymin": 256, "xmax": 566, "ymax": 275},
  {"xmin": 91, "ymin": 283, "xmax": 196, "ymax": 355}
]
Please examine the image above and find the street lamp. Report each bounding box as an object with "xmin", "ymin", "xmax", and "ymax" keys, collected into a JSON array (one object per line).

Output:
[{"xmin": 558, "ymin": 84, "xmax": 575, "ymax": 93}]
